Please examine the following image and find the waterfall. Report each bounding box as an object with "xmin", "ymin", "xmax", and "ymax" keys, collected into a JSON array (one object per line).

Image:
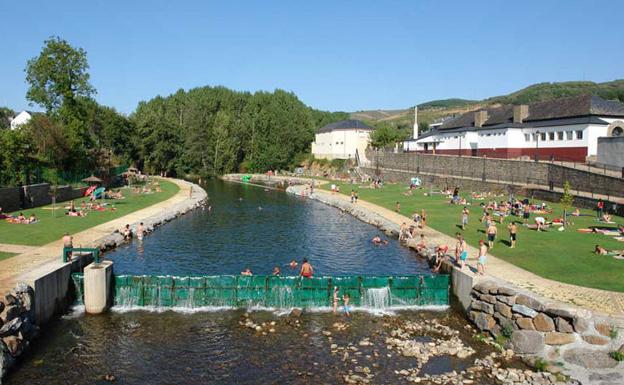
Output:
[{"xmin": 363, "ymin": 287, "xmax": 391, "ymax": 309}]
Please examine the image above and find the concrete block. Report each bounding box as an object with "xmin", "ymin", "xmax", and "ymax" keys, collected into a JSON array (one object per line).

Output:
[{"xmin": 84, "ymin": 261, "xmax": 113, "ymax": 314}]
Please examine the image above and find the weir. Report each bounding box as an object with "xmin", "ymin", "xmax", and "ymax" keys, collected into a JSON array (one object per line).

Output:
[{"xmin": 71, "ymin": 274, "xmax": 449, "ymax": 310}]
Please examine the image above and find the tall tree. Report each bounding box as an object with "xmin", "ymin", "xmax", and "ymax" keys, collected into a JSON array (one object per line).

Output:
[{"xmin": 25, "ymin": 37, "xmax": 95, "ymax": 112}]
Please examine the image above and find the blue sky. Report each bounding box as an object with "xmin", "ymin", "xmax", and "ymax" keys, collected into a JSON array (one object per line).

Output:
[{"xmin": 1, "ymin": 0, "xmax": 623, "ymax": 114}]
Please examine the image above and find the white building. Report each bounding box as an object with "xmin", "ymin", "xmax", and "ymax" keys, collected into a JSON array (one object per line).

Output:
[
  {"xmin": 10, "ymin": 111, "xmax": 33, "ymax": 130},
  {"xmin": 403, "ymin": 95, "xmax": 624, "ymax": 162},
  {"xmin": 311, "ymin": 119, "xmax": 374, "ymax": 160}
]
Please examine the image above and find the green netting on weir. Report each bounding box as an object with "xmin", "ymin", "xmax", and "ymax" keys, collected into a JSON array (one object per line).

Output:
[{"xmin": 70, "ymin": 273, "xmax": 450, "ymax": 309}]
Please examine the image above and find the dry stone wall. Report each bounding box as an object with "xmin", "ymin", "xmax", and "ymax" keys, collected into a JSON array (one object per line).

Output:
[{"xmin": 468, "ymin": 279, "xmax": 624, "ymax": 384}]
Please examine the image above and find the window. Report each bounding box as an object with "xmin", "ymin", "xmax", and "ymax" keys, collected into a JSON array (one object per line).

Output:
[
  {"xmin": 576, "ymin": 130, "xmax": 583, "ymax": 140},
  {"xmin": 540, "ymin": 133, "xmax": 546, "ymax": 141},
  {"xmin": 524, "ymin": 134, "xmax": 531, "ymax": 142},
  {"xmin": 557, "ymin": 131, "xmax": 564, "ymax": 140},
  {"xmin": 548, "ymin": 132, "xmax": 555, "ymax": 141},
  {"xmin": 566, "ymin": 131, "xmax": 573, "ymax": 140}
]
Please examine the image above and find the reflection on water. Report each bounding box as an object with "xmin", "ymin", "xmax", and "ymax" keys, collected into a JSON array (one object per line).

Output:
[{"xmin": 107, "ymin": 180, "xmax": 430, "ymax": 276}]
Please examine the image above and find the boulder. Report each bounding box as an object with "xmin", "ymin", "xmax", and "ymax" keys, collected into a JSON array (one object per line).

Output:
[
  {"xmin": 544, "ymin": 304, "xmax": 576, "ymax": 319},
  {"xmin": 494, "ymin": 303, "xmax": 512, "ymax": 319},
  {"xmin": 496, "ymin": 286, "xmax": 517, "ymax": 296},
  {"xmin": 510, "ymin": 330, "xmax": 544, "ymax": 354},
  {"xmin": 512, "ymin": 304, "xmax": 537, "ymax": 318},
  {"xmin": 573, "ymin": 315, "xmax": 590, "ymax": 333},
  {"xmin": 555, "ymin": 317, "xmax": 574, "ymax": 333},
  {"xmin": 544, "ymin": 332, "xmax": 575, "ymax": 345},
  {"xmin": 473, "ymin": 281, "xmax": 497, "ymax": 295},
  {"xmin": 563, "ymin": 348, "xmax": 619, "ymax": 369},
  {"xmin": 582, "ymin": 335, "xmax": 609, "ymax": 345},
  {"xmin": 516, "ymin": 318, "xmax": 535, "ymax": 330},
  {"xmin": 470, "ymin": 300, "xmax": 494, "ymax": 314},
  {"xmin": 479, "ymin": 294, "xmax": 497, "ymax": 304},
  {"xmin": 620, "ymin": 344, "xmax": 624, "ymax": 354},
  {"xmin": 289, "ymin": 308, "xmax": 303, "ymax": 318},
  {"xmin": 515, "ymin": 294, "xmax": 545, "ymax": 311},
  {"xmin": 0, "ymin": 318, "xmax": 22, "ymax": 338},
  {"xmin": 497, "ymin": 295, "xmax": 516, "ymax": 306},
  {"xmin": 472, "ymin": 312, "xmax": 496, "ymax": 331},
  {"xmin": 532, "ymin": 313, "xmax": 555, "ymax": 332}
]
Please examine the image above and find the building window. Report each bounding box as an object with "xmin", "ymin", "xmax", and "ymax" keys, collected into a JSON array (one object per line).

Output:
[
  {"xmin": 576, "ymin": 130, "xmax": 583, "ymax": 140},
  {"xmin": 548, "ymin": 132, "xmax": 555, "ymax": 141},
  {"xmin": 557, "ymin": 131, "xmax": 564, "ymax": 140},
  {"xmin": 566, "ymin": 131, "xmax": 573, "ymax": 140},
  {"xmin": 540, "ymin": 133, "xmax": 546, "ymax": 141},
  {"xmin": 524, "ymin": 134, "xmax": 531, "ymax": 142}
]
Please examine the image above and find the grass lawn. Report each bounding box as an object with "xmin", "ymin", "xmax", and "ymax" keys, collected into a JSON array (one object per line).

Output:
[
  {"xmin": 0, "ymin": 252, "xmax": 16, "ymax": 261},
  {"xmin": 0, "ymin": 179, "xmax": 179, "ymax": 247},
  {"xmin": 322, "ymin": 182, "xmax": 624, "ymax": 292}
]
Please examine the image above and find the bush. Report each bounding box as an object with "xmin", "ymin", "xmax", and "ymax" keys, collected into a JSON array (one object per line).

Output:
[{"xmin": 609, "ymin": 351, "xmax": 624, "ymax": 361}]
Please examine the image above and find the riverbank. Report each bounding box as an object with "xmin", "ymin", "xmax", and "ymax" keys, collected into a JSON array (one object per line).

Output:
[
  {"xmin": 277, "ymin": 180, "xmax": 623, "ymax": 385},
  {"xmin": 0, "ymin": 178, "xmax": 207, "ymax": 381}
]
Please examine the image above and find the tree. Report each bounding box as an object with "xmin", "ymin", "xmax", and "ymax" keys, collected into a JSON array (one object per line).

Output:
[
  {"xmin": 370, "ymin": 124, "xmax": 407, "ymax": 148},
  {"xmin": 560, "ymin": 181, "xmax": 575, "ymax": 227},
  {"xmin": 0, "ymin": 107, "xmax": 15, "ymax": 130},
  {"xmin": 25, "ymin": 37, "xmax": 95, "ymax": 112}
]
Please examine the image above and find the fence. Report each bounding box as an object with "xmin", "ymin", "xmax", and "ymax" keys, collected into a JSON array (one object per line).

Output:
[{"xmin": 71, "ymin": 274, "xmax": 450, "ymax": 309}]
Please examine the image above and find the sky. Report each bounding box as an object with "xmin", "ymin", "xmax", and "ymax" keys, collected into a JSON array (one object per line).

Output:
[{"xmin": 1, "ymin": 0, "xmax": 623, "ymax": 114}]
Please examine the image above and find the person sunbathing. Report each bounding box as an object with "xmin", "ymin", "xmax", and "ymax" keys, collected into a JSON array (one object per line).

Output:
[
  {"xmin": 571, "ymin": 208, "xmax": 581, "ymax": 216},
  {"xmin": 600, "ymin": 213, "xmax": 613, "ymax": 223},
  {"xmin": 595, "ymin": 244, "xmax": 623, "ymax": 256},
  {"xmin": 27, "ymin": 214, "xmax": 37, "ymax": 223}
]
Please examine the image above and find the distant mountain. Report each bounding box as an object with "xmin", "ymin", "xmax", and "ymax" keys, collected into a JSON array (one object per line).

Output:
[{"xmin": 350, "ymin": 79, "xmax": 624, "ymax": 131}]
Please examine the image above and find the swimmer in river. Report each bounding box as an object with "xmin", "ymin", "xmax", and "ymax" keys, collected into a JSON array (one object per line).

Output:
[
  {"xmin": 241, "ymin": 267, "xmax": 253, "ymax": 276},
  {"xmin": 332, "ymin": 287, "xmax": 340, "ymax": 314},
  {"xmin": 372, "ymin": 236, "xmax": 388, "ymax": 245},
  {"xmin": 136, "ymin": 222, "xmax": 145, "ymax": 241},
  {"xmin": 272, "ymin": 266, "xmax": 281, "ymax": 276},
  {"xmin": 300, "ymin": 258, "xmax": 313, "ymax": 278},
  {"xmin": 289, "ymin": 260, "xmax": 298, "ymax": 269}
]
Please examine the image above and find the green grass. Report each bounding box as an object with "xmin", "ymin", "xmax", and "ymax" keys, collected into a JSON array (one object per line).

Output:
[
  {"xmin": 0, "ymin": 251, "xmax": 16, "ymax": 261},
  {"xmin": 0, "ymin": 179, "xmax": 179, "ymax": 247},
  {"xmin": 322, "ymin": 182, "xmax": 624, "ymax": 292}
]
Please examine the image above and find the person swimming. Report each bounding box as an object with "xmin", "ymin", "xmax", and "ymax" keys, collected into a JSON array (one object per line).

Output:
[
  {"xmin": 289, "ymin": 260, "xmax": 298, "ymax": 269},
  {"xmin": 241, "ymin": 267, "xmax": 253, "ymax": 276},
  {"xmin": 300, "ymin": 258, "xmax": 313, "ymax": 278},
  {"xmin": 272, "ymin": 266, "xmax": 281, "ymax": 276}
]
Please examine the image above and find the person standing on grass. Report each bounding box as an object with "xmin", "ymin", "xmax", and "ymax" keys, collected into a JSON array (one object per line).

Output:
[
  {"xmin": 596, "ymin": 199, "xmax": 604, "ymax": 219},
  {"xmin": 461, "ymin": 206, "xmax": 469, "ymax": 230},
  {"xmin": 508, "ymin": 222, "xmax": 518, "ymax": 248},
  {"xmin": 395, "ymin": 201, "xmax": 401, "ymax": 213},
  {"xmin": 477, "ymin": 240, "xmax": 488, "ymax": 275},
  {"xmin": 522, "ymin": 203, "xmax": 531, "ymax": 225},
  {"xmin": 486, "ymin": 222, "xmax": 497, "ymax": 249}
]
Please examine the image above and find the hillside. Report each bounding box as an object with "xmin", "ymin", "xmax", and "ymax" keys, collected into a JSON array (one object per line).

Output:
[{"xmin": 351, "ymin": 79, "xmax": 624, "ymax": 132}]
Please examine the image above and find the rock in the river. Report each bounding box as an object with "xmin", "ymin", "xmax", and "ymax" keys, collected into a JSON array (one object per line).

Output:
[
  {"xmin": 510, "ymin": 330, "xmax": 544, "ymax": 354},
  {"xmin": 289, "ymin": 308, "xmax": 302, "ymax": 318}
]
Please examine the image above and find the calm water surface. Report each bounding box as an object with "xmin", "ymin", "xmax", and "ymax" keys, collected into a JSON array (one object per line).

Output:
[{"xmin": 107, "ymin": 180, "xmax": 429, "ymax": 276}]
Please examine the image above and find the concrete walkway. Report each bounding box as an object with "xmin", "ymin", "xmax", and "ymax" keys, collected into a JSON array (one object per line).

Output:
[
  {"xmin": 0, "ymin": 178, "xmax": 195, "ymax": 295},
  {"xmin": 0, "ymin": 243, "xmax": 38, "ymax": 254},
  {"xmin": 302, "ymin": 183, "xmax": 624, "ymax": 316}
]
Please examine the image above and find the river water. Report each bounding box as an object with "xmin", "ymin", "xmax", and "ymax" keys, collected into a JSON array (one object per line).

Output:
[{"xmin": 5, "ymin": 181, "xmax": 522, "ymax": 384}]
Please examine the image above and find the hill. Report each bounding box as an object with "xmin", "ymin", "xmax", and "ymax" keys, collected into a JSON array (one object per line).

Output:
[{"xmin": 351, "ymin": 79, "xmax": 624, "ymax": 132}]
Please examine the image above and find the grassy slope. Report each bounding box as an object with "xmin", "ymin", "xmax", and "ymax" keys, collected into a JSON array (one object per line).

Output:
[
  {"xmin": 0, "ymin": 179, "xmax": 179, "ymax": 246},
  {"xmin": 322, "ymin": 182, "xmax": 624, "ymax": 292}
]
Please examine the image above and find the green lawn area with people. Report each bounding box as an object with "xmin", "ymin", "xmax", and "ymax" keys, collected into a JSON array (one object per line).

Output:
[
  {"xmin": 0, "ymin": 178, "xmax": 179, "ymax": 247},
  {"xmin": 322, "ymin": 181, "xmax": 624, "ymax": 292}
]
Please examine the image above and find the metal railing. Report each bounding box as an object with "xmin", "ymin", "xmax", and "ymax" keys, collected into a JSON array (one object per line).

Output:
[{"xmin": 63, "ymin": 247, "xmax": 100, "ymax": 263}]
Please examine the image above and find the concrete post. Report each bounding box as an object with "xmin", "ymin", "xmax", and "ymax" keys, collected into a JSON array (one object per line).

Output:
[{"xmin": 83, "ymin": 261, "xmax": 113, "ymax": 314}]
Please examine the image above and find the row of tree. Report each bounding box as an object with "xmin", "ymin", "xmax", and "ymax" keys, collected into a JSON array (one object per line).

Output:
[{"xmin": 0, "ymin": 37, "xmax": 350, "ymax": 186}]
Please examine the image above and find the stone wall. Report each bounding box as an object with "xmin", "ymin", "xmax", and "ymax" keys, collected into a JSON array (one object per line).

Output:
[
  {"xmin": 365, "ymin": 149, "xmax": 624, "ymax": 199},
  {"xmin": 467, "ymin": 279, "xmax": 624, "ymax": 384},
  {"xmin": 0, "ymin": 283, "xmax": 38, "ymax": 380},
  {"xmin": 0, "ymin": 183, "xmax": 87, "ymax": 212}
]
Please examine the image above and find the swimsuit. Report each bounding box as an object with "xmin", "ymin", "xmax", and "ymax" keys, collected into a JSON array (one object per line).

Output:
[
  {"xmin": 487, "ymin": 233, "xmax": 495, "ymax": 242},
  {"xmin": 510, "ymin": 233, "xmax": 517, "ymax": 241},
  {"xmin": 460, "ymin": 251, "xmax": 468, "ymax": 261},
  {"xmin": 479, "ymin": 255, "xmax": 487, "ymax": 265}
]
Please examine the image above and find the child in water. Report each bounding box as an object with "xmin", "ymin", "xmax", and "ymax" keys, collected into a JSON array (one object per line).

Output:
[{"xmin": 342, "ymin": 293, "xmax": 351, "ymax": 316}]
